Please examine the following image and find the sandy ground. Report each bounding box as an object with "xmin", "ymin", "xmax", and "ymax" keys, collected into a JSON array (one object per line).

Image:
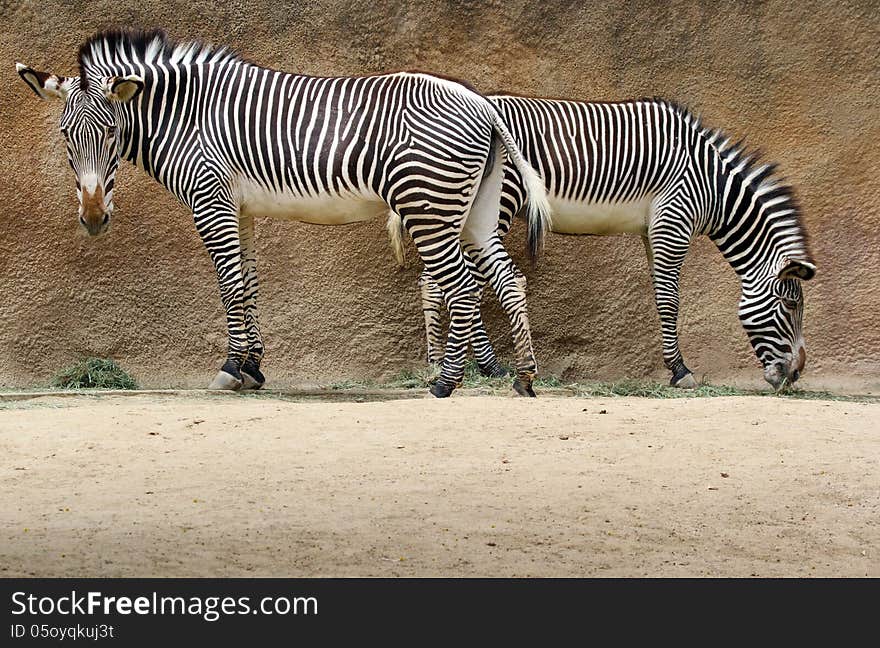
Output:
[{"xmin": 0, "ymin": 392, "xmax": 877, "ymax": 577}]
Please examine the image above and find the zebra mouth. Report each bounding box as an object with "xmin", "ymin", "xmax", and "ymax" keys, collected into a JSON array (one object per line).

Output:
[
  {"xmin": 765, "ymin": 363, "xmax": 800, "ymax": 392},
  {"xmin": 80, "ymin": 213, "xmax": 111, "ymax": 237},
  {"xmin": 764, "ymin": 364, "xmax": 787, "ymax": 391}
]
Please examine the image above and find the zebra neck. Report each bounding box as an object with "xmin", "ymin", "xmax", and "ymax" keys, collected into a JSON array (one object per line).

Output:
[
  {"xmin": 701, "ymin": 133, "xmax": 810, "ymax": 287},
  {"xmin": 113, "ymin": 102, "xmax": 141, "ymax": 168},
  {"xmin": 710, "ymin": 201, "xmax": 806, "ymax": 287},
  {"xmin": 712, "ymin": 227, "xmax": 786, "ymax": 288},
  {"xmin": 110, "ymin": 66, "xmax": 203, "ymax": 182}
]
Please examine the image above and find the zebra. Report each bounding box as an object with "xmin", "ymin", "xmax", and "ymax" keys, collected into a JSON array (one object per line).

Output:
[
  {"xmin": 394, "ymin": 96, "xmax": 816, "ymax": 390},
  {"xmin": 16, "ymin": 29, "xmax": 552, "ymax": 398}
]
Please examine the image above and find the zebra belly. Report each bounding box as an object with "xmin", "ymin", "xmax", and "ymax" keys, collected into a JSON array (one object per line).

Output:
[
  {"xmin": 548, "ymin": 197, "xmax": 653, "ymax": 235},
  {"xmin": 239, "ymin": 180, "xmax": 386, "ymax": 225}
]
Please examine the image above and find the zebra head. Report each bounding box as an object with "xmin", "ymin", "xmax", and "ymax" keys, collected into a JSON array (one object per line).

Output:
[
  {"xmin": 16, "ymin": 63, "xmax": 143, "ymax": 236},
  {"xmin": 740, "ymin": 257, "xmax": 816, "ymax": 390}
]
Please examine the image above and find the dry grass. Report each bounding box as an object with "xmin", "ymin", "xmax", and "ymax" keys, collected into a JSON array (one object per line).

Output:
[
  {"xmin": 50, "ymin": 358, "xmax": 138, "ymax": 390},
  {"xmin": 325, "ymin": 361, "xmax": 877, "ymax": 403}
]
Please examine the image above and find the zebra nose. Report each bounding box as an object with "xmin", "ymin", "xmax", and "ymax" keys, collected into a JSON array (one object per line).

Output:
[
  {"xmin": 80, "ymin": 184, "xmax": 109, "ymax": 234},
  {"xmin": 790, "ymin": 369, "xmax": 800, "ymax": 383},
  {"xmin": 80, "ymin": 210, "xmax": 110, "ymax": 236}
]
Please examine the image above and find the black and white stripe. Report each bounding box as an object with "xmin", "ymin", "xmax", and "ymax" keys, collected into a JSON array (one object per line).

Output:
[
  {"xmin": 413, "ymin": 97, "xmax": 815, "ymax": 389},
  {"xmin": 17, "ymin": 29, "xmax": 552, "ymax": 397}
]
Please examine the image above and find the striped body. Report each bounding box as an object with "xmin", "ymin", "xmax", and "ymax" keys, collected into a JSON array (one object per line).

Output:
[
  {"xmin": 416, "ymin": 96, "xmax": 815, "ymax": 389},
  {"xmin": 118, "ymin": 66, "xmax": 504, "ymax": 219},
  {"xmin": 493, "ymin": 97, "xmax": 718, "ymax": 237}
]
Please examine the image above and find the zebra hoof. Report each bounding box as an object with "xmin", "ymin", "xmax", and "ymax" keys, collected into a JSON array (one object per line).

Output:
[
  {"xmin": 672, "ymin": 372, "xmax": 698, "ymax": 389},
  {"xmin": 512, "ymin": 377, "xmax": 537, "ymax": 398},
  {"xmin": 429, "ymin": 380, "xmax": 458, "ymax": 398},
  {"xmin": 479, "ymin": 362, "xmax": 510, "ymax": 378},
  {"xmin": 208, "ymin": 370, "xmax": 243, "ymax": 391},
  {"xmin": 241, "ymin": 360, "xmax": 265, "ymax": 390},
  {"xmin": 241, "ymin": 371, "xmax": 264, "ymax": 390}
]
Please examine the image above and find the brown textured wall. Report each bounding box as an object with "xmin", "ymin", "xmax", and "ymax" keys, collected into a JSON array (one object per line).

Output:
[{"xmin": 1, "ymin": 0, "xmax": 878, "ymax": 390}]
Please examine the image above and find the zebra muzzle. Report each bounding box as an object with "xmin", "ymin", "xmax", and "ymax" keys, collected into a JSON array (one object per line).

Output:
[{"xmin": 79, "ymin": 185, "xmax": 111, "ymax": 236}]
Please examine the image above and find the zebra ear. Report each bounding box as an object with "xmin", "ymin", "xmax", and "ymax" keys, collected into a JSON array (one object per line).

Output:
[
  {"xmin": 777, "ymin": 257, "xmax": 816, "ymax": 281},
  {"xmin": 103, "ymin": 75, "xmax": 144, "ymax": 103},
  {"xmin": 16, "ymin": 63, "xmax": 69, "ymax": 100}
]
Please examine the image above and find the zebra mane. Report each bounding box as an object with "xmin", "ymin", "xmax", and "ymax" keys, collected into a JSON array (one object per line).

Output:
[
  {"xmin": 77, "ymin": 28, "xmax": 242, "ymax": 91},
  {"xmin": 652, "ymin": 99, "xmax": 813, "ymax": 265}
]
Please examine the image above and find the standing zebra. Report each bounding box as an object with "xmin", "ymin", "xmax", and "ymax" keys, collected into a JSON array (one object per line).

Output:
[
  {"xmin": 399, "ymin": 97, "xmax": 815, "ymax": 390},
  {"xmin": 16, "ymin": 30, "xmax": 551, "ymax": 397}
]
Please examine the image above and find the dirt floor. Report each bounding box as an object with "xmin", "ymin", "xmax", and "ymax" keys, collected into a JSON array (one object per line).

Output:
[{"xmin": 1, "ymin": 391, "xmax": 877, "ymax": 577}]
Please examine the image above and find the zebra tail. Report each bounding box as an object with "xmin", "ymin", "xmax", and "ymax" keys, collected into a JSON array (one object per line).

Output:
[
  {"xmin": 488, "ymin": 110, "xmax": 551, "ymax": 261},
  {"xmin": 386, "ymin": 210, "xmax": 406, "ymax": 267}
]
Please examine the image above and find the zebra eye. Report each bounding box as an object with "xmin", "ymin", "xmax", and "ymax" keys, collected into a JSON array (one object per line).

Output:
[
  {"xmin": 105, "ymin": 125, "xmax": 117, "ymax": 139},
  {"xmin": 60, "ymin": 126, "xmax": 70, "ymax": 139},
  {"xmin": 780, "ymin": 296, "xmax": 798, "ymax": 309}
]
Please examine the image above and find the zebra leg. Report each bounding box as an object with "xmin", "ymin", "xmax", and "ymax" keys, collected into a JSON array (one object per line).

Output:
[
  {"xmin": 641, "ymin": 234, "xmax": 655, "ymax": 280},
  {"xmin": 468, "ymin": 196, "xmax": 518, "ymax": 379},
  {"xmin": 406, "ymin": 223, "xmax": 480, "ymax": 398},
  {"xmin": 431, "ymin": 276, "xmax": 480, "ymax": 398},
  {"xmin": 239, "ymin": 213, "xmax": 265, "ymax": 390},
  {"xmin": 459, "ymin": 139, "xmax": 537, "ymax": 395},
  {"xmin": 419, "ymin": 264, "xmax": 506, "ymax": 378},
  {"xmin": 469, "ymin": 287, "xmax": 508, "ymax": 378},
  {"xmin": 195, "ymin": 203, "xmax": 249, "ymax": 391},
  {"xmin": 462, "ymin": 246, "xmax": 508, "ymax": 378},
  {"xmin": 418, "ymin": 269, "xmax": 445, "ymax": 366},
  {"xmin": 430, "ymin": 280, "xmax": 480, "ymax": 398},
  {"xmin": 646, "ymin": 225, "xmax": 697, "ymax": 389},
  {"xmin": 467, "ymin": 238, "xmax": 538, "ymax": 396}
]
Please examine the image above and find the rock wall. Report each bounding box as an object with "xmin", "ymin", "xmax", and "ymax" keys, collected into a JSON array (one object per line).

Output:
[{"xmin": 1, "ymin": 0, "xmax": 877, "ymax": 390}]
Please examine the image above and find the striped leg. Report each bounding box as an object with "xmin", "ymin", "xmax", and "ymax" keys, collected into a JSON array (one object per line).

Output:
[
  {"xmin": 414, "ymin": 232, "xmax": 480, "ymax": 398},
  {"xmin": 466, "ymin": 188, "xmax": 517, "ymax": 377},
  {"xmin": 466, "ymin": 190, "xmax": 517, "ymax": 377},
  {"xmin": 460, "ymin": 249, "xmax": 508, "ymax": 377},
  {"xmin": 418, "ymin": 269, "xmax": 445, "ymax": 366},
  {"xmin": 400, "ymin": 203, "xmax": 480, "ymax": 398},
  {"xmin": 419, "ymin": 266, "xmax": 507, "ymax": 377},
  {"xmin": 417, "ymin": 184, "xmax": 517, "ymax": 378},
  {"xmin": 239, "ymin": 213, "xmax": 265, "ymax": 389},
  {"xmin": 468, "ymin": 287, "xmax": 508, "ymax": 377},
  {"xmin": 195, "ymin": 200, "xmax": 249, "ymax": 391},
  {"xmin": 459, "ymin": 140, "xmax": 538, "ymax": 396},
  {"xmin": 647, "ymin": 213, "xmax": 697, "ymax": 389},
  {"xmin": 465, "ymin": 237, "xmax": 537, "ymax": 395}
]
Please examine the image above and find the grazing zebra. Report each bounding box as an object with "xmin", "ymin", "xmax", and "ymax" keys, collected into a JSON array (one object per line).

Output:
[
  {"xmin": 396, "ymin": 96, "xmax": 815, "ymax": 390},
  {"xmin": 16, "ymin": 29, "xmax": 552, "ymax": 398}
]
